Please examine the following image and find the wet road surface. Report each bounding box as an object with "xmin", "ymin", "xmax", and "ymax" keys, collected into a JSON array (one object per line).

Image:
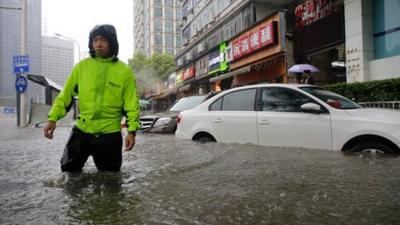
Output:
[{"xmin": 1, "ymin": 118, "xmax": 400, "ymax": 225}]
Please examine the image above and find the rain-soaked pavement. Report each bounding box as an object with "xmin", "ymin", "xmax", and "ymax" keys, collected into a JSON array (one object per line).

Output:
[{"xmin": 1, "ymin": 117, "xmax": 400, "ymax": 225}]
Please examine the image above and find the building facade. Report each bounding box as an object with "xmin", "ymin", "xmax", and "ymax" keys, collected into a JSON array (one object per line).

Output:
[
  {"xmin": 173, "ymin": 0, "xmax": 400, "ymax": 97},
  {"xmin": 288, "ymin": 0, "xmax": 346, "ymax": 85},
  {"xmin": 133, "ymin": 0, "xmax": 182, "ymax": 56},
  {"xmin": 345, "ymin": 0, "xmax": 400, "ymax": 82},
  {"xmin": 144, "ymin": 0, "xmax": 400, "ymax": 109},
  {"xmin": 175, "ymin": 0, "xmax": 292, "ymax": 96},
  {"xmin": 42, "ymin": 36, "xmax": 74, "ymax": 87},
  {"xmin": 0, "ymin": 0, "xmax": 42, "ymax": 106}
]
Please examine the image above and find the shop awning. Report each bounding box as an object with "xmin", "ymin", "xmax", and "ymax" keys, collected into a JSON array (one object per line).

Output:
[
  {"xmin": 27, "ymin": 74, "xmax": 62, "ymax": 91},
  {"xmin": 209, "ymin": 65, "xmax": 251, "ymax": 82},
  {"xmin": 177, "ymin": 83, "xmax": 191, "ymax": 92},
  {"xmin": 251, "ymin": 54, "xmax": 284, "ymax": 71},
  {"xmin": 150, "ymin": 88, "xmax": 176, "ymax": 100}
]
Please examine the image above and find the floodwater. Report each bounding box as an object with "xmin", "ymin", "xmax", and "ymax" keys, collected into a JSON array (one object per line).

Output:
[{"xmin": 1, "ymin": 118, "xmax": 400, "ymax": 225}]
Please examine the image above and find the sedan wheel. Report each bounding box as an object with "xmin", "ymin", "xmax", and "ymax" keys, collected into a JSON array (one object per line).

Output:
[
  {"xmin": 194, "ymin": 135, "xmax": 216, "ymax": 144},
  {"xmin": 349, "ymin": 142, "xmax": 395, "ymax": 154}
]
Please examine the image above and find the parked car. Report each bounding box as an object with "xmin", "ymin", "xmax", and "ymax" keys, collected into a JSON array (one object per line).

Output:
[
  {"xmin": 140, "ymin": 92, "xmax": 217, "ymax": 133},
  {"xmin": 176, "ymin": 84, "xmax": 400, "ymax": 154}
]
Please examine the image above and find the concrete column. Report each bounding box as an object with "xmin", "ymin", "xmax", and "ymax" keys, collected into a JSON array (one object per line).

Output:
[{"xmin": 344, "ymin": 0, "xmax": 374, "ymax": 82}]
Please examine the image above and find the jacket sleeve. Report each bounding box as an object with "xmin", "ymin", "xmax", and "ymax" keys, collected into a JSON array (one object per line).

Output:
[
  {"xmin": 47, "ymin": 66, "xmax": 78, "ymax": 122},
  {"xmin": 123, "ymin": 70, "xmax": 141, "ymax": 132}
]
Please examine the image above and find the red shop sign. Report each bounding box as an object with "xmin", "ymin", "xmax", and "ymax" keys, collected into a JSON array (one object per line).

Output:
[
  {"xmin": 295, "ymin": 0, "xmax": 332, "ymax": 28},
  {"xmin": 232, "ymin": 21, "xmax": 275, "ymax": 61},
  {"xmin": 183, "ymin": 66, "xmax": 195, "ymax": 80},
  {"xmin": 240, "ymin": 34, "xmax": 250, "ymax": 56}
]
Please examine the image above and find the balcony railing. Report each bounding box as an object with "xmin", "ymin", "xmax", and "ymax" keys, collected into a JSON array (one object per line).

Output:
[{"xmin": 358, "ymin": 101, "xmax": 400, "ymax": 110}]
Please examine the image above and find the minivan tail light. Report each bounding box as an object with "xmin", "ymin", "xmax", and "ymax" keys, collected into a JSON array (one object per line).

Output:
[{"xmin": 177, "ymin": 113, "xmax": 182, "ymax": 124}]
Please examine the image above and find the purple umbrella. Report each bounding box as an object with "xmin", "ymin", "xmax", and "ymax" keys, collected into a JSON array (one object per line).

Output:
[{"xmin": 288, "ymin": 64, "xmax": 319, "ymax": 73}]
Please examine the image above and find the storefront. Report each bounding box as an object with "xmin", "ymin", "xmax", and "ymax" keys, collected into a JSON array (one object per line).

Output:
[
  {"xmin": 194, "ymin": 54, "xmax": 210, "ymax": 94},
  {"xmin": 175, "ymin": 69, "xmax": 184, "ymax": 98},
  {"xmin": 210, "ymin": 12, "xmax": 287, "ymax": 87},
  {"xmin": 177, "ymin": 65, "xmax": 196, "ymax": 97},
  {"xmin": 149, "ymin": 77, "xmax": 174, "ymax": 113},
  {"xmin": 208, "ymin": 43, "xmax": 230, "ymax": 91},
  {"xmin": 291, "ymin": 0, "xmax": 346, "ymax": 84}
]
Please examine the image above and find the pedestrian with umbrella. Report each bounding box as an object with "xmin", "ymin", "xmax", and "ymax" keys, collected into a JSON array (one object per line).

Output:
[
  {"xmin": 302, "ymin": 70, "xmax": 315, "ymax": 84},
  {"xmin": 288, "ymin": 64, "xmax": 319, "ymax": 84}
]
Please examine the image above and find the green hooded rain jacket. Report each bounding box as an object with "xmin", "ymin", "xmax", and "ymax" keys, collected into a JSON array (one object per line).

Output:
[{"xmin": 48, "ymin": 57, "xmax": 140, "ymax": 134}]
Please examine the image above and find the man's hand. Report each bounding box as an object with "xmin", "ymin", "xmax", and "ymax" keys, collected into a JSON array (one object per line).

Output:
[
  {"xmin": 125, "ymin": 132, "xmax": 136, "ymax": 151},
  {"xmin": 43, "ymin": 121, "xmax": 56, "ymax": 139}
]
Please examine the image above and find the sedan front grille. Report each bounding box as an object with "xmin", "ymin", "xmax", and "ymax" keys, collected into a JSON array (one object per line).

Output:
[{"xmin": 140, "ymin": 118, "xmax": 156, "ymax": 130}]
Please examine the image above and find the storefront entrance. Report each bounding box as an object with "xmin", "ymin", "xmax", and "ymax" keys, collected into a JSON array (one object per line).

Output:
[{"xmin": 298, "ymin": 44, "xmax": 346, "ymax": 85}]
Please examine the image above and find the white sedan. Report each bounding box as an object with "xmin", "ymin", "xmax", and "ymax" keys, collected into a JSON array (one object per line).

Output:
[{"xmin": 175, "ymin": 84, "xmax": 400, "ymax": 154}]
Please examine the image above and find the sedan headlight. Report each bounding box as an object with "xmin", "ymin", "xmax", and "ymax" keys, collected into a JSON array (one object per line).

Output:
[{"xmin": 153, "ymin": 117, "xmax": 172, "ymax": 127}]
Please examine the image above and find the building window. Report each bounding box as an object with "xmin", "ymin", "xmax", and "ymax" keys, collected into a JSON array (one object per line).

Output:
[
  {"xmin": 165, "ymin": 21, "xmax": 174, "ymax": 33},
  {"xmin": 154, "ymin": 7, "xmax": 162, "ymax": 17},
  {"xmin": 373, "ymin": 0, "xmax": 400, "ymax": 59},
  {"xmin": 223, "ymin": 20, "xmax": 235, "ymax": 40},
  {"xmin": 154, "ymin": 46, "xmax": 163, "ymax": 53},
  {"xmin": 154, "ymin": 20, "xmax": 163, "ymax": 32},
  {"xmin": 154, "ymin": 34, "xmax": 163, "ymax": 45},
  {"xmin": 183, "ymin": 26, "xmax": 191, "ymax": 40},
  {"xmin": 164, "ymin": 0, "xmax": 174, "ymax": 6},
  {"xmin": 154, "ymin": 0, "xmax": 161, "ymax": 5},
  {"xmin": 165, "ymin": 7, "xmax": 174, "ymax": 20},
  {"xmin": 176, "ymin": 8, "xmax": 181, "ymax": 20},
  {"xmin": 242, "ymin": 5, "xmax": 252, "ymax": 29},
  {"xmin": 176, "ymin": 35, "xmax": 181, "ymax": 48},
  {"xmin": 165, "ymin": 34, "xmax": 174, "ymax": 47},
  {"xmin": 166, "ymin": 48, "xmax": 174, "ymax": 55}
]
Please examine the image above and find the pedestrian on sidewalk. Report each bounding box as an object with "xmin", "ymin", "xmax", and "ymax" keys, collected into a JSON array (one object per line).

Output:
[
  {"xmin": 302, "ymin": 70, "xmax": 315, "ymax": 85},
  {"xmin": 43, "ymin": 24, "xmax": 140, "ymax": 173}
]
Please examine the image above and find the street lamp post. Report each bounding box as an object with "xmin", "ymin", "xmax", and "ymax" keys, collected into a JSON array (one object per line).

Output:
[{"xmin": 54, "ymin": 33, "xmax": 81, "ymax": 63}]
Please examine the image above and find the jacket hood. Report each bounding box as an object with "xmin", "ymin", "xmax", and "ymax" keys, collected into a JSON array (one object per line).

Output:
[{"xmin": 88, "ymin": 24, "xmax": 119, "ymax": 62}]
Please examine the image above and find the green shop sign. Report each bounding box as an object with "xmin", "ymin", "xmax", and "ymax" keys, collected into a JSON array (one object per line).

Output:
[{"xmin": 208, "ymin": 42, "xmax": 229, "ymax": 75}]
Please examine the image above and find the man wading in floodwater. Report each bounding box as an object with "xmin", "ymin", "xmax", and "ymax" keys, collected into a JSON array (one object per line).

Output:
[{"xmin": 43, "ymin": 24, "xmax": 140, "ymax": 173}]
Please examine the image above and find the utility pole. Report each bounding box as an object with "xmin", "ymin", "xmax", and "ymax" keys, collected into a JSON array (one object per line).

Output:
[
  {"xmin": 1, "ymin": 1, "xmax": 28, "ymax": 127},
  {"xmin": 18, "ymin": 0, "xmax": 28, "ymax": 127}
]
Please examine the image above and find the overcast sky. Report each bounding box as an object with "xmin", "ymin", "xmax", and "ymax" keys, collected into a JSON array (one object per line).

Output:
[{"xmin": 42, "ymin": 0, "xmax": 133, "ymax": 63}]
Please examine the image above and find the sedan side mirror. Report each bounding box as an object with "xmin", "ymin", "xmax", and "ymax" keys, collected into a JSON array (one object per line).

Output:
[{"xmin": 301, "ymin": 103, "xmax": 322, "ymax": 114}]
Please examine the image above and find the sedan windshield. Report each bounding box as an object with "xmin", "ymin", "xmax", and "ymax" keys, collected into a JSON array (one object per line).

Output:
[
  {"xmin": 300, "ymin": 87, "xmax": 362, "ymax": 110},
  {"xmin": 169, "ymin": 96, "xmax": 206, "ymax": 112}
]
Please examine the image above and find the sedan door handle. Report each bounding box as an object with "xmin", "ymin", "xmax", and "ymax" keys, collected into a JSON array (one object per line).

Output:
[
  {"xmin": 212, "ymin": 118, "xmax": 223, "ymax": 123},
  {"xmin": 258, "ymin": 119, "xmax": 270, "ymax": 125}
]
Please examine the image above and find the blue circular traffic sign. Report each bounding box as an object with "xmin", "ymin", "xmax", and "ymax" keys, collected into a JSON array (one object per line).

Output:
[{"xmin": 15, "ymin": 76, "xmax": 28, "ymax": 93}]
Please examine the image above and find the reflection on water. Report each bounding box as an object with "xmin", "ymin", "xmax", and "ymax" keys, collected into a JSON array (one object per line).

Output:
[
  {"xmin": 54, "ymin": 172, "xmax": 143, "ymax": 225},
  {"xmin": 1, "ymin": 122, "xmax": 400, "ymax": 225}
]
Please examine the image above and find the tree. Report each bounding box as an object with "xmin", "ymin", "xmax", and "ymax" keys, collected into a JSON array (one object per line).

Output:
[
  {"xmin": 149, "ymin": 53, "xmax": 176, "ymax": 79},
  {"xmin": 129, "ymin": 52, "xmax": 149, "ymax": 72},
  {"xmin": 128, "ymin": 52, "xmax": 176, "ymax": 96}
]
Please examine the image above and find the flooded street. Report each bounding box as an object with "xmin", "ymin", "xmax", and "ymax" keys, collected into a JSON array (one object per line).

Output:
[{"xmin": 1, "ymin": 118, "xmax": 400, "ymax": 225}]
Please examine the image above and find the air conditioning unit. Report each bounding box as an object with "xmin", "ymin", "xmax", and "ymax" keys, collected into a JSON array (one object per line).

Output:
[
  {"xmin": 187, "ymin": 52, "xmax": 192, "ymax": 60},
  {"xmin": 198, "ymin": 43, "xmax": 204, "ymax": 52}
]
